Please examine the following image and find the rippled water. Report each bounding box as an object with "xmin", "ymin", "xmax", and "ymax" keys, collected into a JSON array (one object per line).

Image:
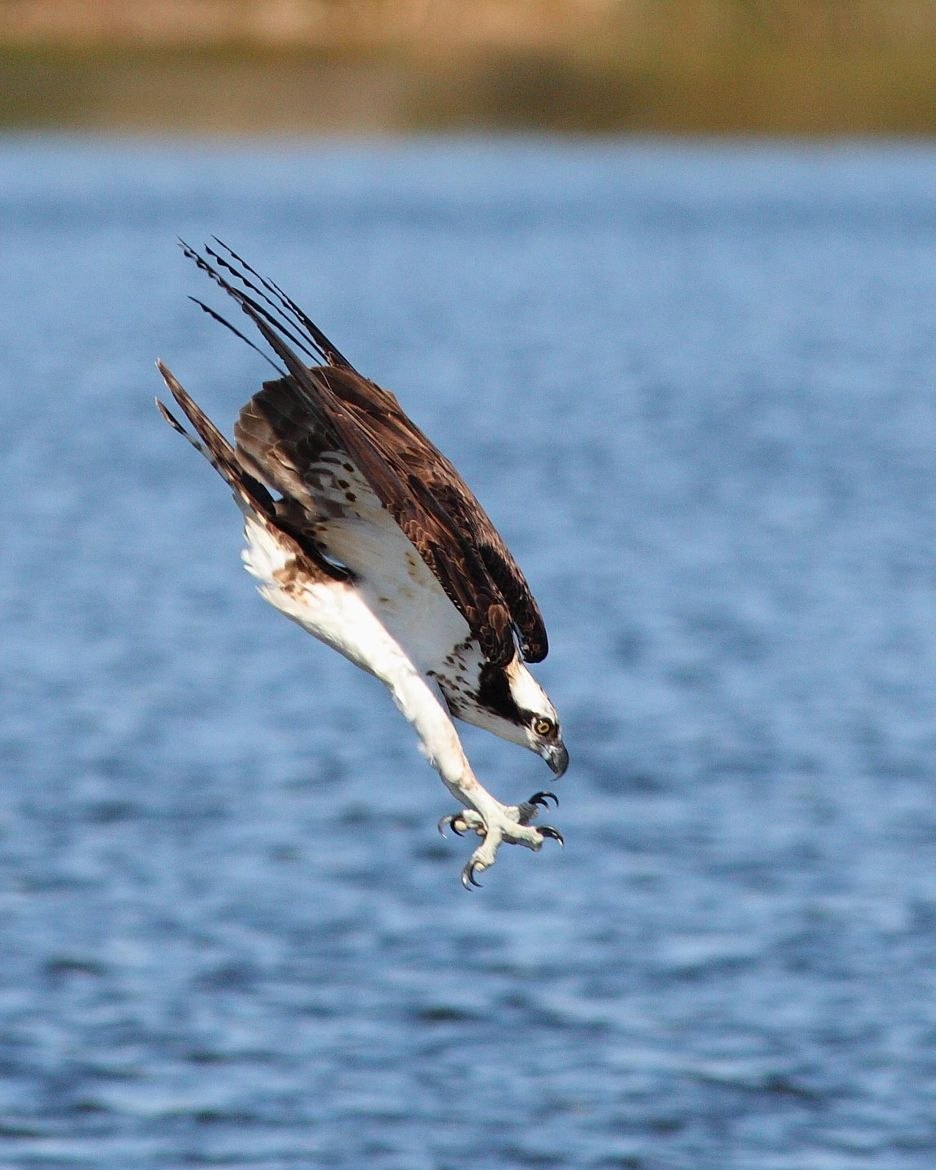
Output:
[{"xmin": 2, "ymin": 137, "xmax": 936, "ymax": 1169}]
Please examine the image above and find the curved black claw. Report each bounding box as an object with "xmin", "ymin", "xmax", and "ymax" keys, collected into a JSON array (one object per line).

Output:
[
  {"xmin": 437, "ymin": 814, "xmax": 465, "ymax": 838},
  {"xmin": 539, "ymin": 825, "xmax": 565, "ymax": 847},
  {"xmin": 529, "ymin": 790, "xmax": 559, "ymax": 809},
  {"xmin": 461, "ymin": 861, "xmax": 483, "ymax": 890}
]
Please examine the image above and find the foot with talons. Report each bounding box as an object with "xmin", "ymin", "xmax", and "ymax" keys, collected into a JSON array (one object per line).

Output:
[
  {"xmin": 438, "ymin": 802, "xmax": 563, "ymax": 889},
  {"xmin": 460, "ymin": 819, "xmax": 563, "ymax": 889},
  {"xmin": 438, "ymin": 790, "xmax": 559, "ymax": 839}
]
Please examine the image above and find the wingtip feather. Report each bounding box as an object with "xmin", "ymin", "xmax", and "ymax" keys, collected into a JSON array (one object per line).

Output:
[{"xmin": 155, "ymin": 395, "xmax": 185, "ymax": 434}]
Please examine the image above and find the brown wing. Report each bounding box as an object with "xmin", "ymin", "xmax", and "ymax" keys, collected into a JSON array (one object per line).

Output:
[
  {"xmin": 324, "ymin": 368, "xmax": 550, "ymax": 662},
  {"xmin": 237, "ymin": 363, "xmax": 547, "ymax": 666},
  {"xmin": 187, "ymin": 242, "xmax": 548, "ymax": 664}
]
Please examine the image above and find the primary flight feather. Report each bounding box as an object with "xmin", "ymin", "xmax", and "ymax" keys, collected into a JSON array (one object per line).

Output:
[{"xmin": 157, "ymin": 242, "xmax": 567, "ymax": 887}]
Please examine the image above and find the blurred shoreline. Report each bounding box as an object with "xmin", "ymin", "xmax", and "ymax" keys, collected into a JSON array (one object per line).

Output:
[{"xmin": 1, "ymin": 1, "xmax": 934, "ymax": 135}]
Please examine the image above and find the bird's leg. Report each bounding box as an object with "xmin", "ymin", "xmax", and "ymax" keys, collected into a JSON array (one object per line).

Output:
[{"xmin": 384, "ymin": 664, "xmax": 562, "ymax": 887}]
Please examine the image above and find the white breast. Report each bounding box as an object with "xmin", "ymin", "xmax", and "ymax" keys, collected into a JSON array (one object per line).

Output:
[
  {"xmin": 239, "ymin": 511, "xmax": 474, "ymax": 786},
  {"xmin": 241, "ymin": 508, "xmax": 468, "ymax": 678}
]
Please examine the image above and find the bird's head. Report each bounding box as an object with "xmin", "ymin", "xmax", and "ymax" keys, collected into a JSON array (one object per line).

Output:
[{"xmin": 455, "ymin": 658, "xmax": 569, "ymax": 777}]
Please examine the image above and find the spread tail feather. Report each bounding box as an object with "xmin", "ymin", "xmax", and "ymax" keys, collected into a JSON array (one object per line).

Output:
[
  {"xmin": 156, "ymin": 360, "xmax": 351, "ymax": 583},
  {"xmin": 155, "ymin": 359, "xmax": 276, "ymax": 519}
]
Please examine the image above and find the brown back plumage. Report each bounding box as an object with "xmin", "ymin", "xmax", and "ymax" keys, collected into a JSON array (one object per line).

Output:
[{"xmin": 181, "ymin": 242, "xmax": 549, "ymax": 666}]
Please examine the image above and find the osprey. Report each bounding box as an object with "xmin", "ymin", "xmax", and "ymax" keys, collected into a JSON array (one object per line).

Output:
[{"xmin": 157, "ymin": 242, "xmax": 568, "ymax": 887}]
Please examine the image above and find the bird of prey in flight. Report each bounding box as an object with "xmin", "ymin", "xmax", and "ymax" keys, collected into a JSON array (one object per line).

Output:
[{"xmin": 156, "ymin": 242, "xmax": 567, "ymax": 887}]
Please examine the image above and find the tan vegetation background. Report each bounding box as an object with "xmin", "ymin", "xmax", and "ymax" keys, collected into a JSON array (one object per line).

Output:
[{"xmin": 1, "ymin": 0, "xmax": 934, "ymax": 133}]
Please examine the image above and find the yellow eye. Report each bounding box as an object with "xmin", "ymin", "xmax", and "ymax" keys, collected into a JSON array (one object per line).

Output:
[{"xmin": 534, "ymin": 717, "xmax": 555, "ymax": 737}]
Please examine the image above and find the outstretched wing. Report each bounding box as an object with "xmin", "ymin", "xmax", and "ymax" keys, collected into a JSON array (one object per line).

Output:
[{"xmin": 185, "ymin": 241, "xmax": 548, "ymax": 665}]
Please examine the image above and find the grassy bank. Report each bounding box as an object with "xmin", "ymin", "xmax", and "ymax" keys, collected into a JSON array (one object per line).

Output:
[{"xmin": 1, "ymin": 1, "xmax": 934, "ymax": 135}]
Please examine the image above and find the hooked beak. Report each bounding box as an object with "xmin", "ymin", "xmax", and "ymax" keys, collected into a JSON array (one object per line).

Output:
[{"xmin": 545, "ymin": 740, "xmax": 570, "ymax": 779}]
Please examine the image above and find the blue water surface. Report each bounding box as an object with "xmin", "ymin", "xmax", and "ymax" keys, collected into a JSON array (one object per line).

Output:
[{"xmin": 1, "ymin": 136, "xmax": 935, "ymax": 1169}]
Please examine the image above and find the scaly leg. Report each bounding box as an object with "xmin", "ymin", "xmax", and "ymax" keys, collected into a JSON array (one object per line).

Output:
[{"xmin": 384, "ymin": 662, "xmax": 563, "ymax": 887}]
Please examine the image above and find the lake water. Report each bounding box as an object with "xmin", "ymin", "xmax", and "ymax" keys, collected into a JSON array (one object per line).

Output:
[{"xmin": 1, "ymin": 137, "xmax": 935, "ymax": 1169}]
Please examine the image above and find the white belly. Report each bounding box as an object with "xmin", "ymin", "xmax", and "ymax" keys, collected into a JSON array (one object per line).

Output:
[
  {"xmin": 240, "ymin": 512, "xmax": 467, "ymax": 677},
  {"xmin": 238, "ymin": 512, "xmax": 473, "ymax": 784}
]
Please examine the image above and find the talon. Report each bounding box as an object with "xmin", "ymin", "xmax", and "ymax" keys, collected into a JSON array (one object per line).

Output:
[
  {"xmin": 529, "ymin": 790, "xmax": 558, "ymax": 808},
  {"xmin": 539, "ymin": 825, "xmax": 564, "ymax": 847},
  {"xmin": 461, "ymin": 861, "xmax": 483, "ymax": 890},
  {"xmin": 437, "ymin": 814, "xmax": 465, "ymax": 837}
]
